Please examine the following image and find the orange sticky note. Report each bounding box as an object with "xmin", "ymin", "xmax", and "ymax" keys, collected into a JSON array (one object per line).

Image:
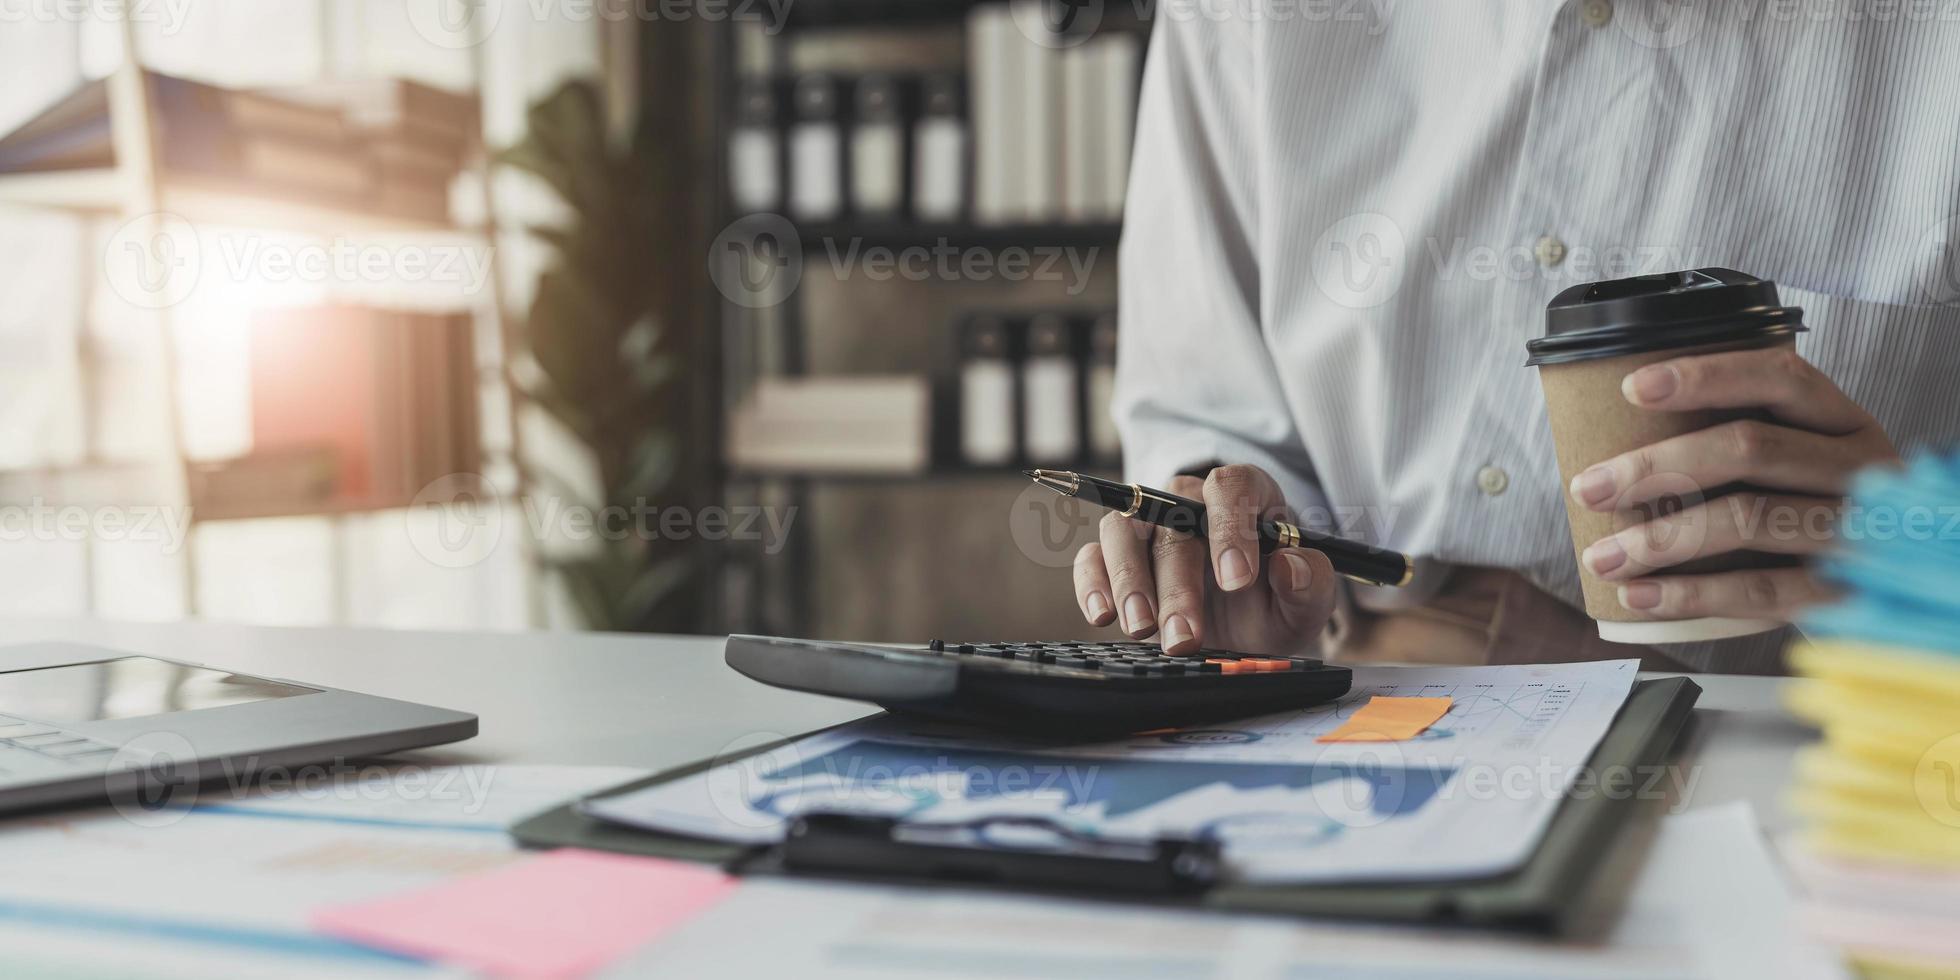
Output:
[{"xmin": 1316, "ymin": 696, "xmax": 1453, "ymax": 743}]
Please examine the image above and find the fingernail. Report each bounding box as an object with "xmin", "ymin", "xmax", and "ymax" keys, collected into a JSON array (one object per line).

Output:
[
  {"xmin": 1583, "ymin": 537, "xmax": 1627, "ymax": 577},
  {"xmin": 1571, "ymin": 466, "xmax": 1617, "ymax": 508},
  {"xmin": 1085, "ymin": 591, "xmax": 1113, "ymax": 624},
  {"xmin": 1122, "ymin": 592, "xmax": 1155, "ymax": 635},
  {"xmin": 1219, "ymin": 548, "xmax": 1253, "ymax": 591},
  {"xmin": 1624, "ymin": 364, "xmax": 1678, "ymax": 405},
  {"xmin": 1619, "ymin": 582, "xmax": 1663, "ymax": 610},
  {"xmin": 1161, "ymin": 614, "xmax": 1194, "ymax": 651},
  {"xmin": 1281, "ymin": 552, "xmax": 1313, "ymax": 593}
]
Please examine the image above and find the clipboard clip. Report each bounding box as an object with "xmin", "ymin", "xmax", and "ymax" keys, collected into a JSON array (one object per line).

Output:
[{"xmin": 773, "ymin": 811, "xmax": 1221, "ymax": 896}]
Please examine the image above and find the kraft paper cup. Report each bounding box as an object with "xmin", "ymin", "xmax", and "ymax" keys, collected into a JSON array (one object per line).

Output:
[{"xmin": 1527, "ymin": 269, "xmax": 1809, "ymax": 645}]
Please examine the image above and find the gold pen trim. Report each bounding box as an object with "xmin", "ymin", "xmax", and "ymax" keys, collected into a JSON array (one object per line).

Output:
[
  {"xmin": 1275, "ymin": 521, "xmax": 1301, "ymax": 550},
  {"xmin": 1346, "ymin": 558, "xmax": 1416, "ymax": 588},
  {"xmin": 1119, "ymin": 483, "xmax": 1144, "ymax": 517},
  {"xmin": 1276, "ymin": 521, "xmax": 1413, "ymax": 588}
]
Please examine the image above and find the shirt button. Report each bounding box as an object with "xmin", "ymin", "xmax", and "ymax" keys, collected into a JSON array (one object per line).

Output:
[
  {"xmin": 1581, "ymin": 0, "xmax": 1613, "ymax": 28},
  {"xmin": 1534, "ymin": 235, "xmax": 1567, "ymax": 268},
  {"xmin": 1477, "ymin": 466, "xmax": 1510, "ymax": 497}
]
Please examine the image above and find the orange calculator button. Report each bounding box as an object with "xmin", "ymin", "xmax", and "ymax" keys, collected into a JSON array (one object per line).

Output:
[{"xmin": 1205, "ymin": 659, "xmax": 1250, "ymax": 674}]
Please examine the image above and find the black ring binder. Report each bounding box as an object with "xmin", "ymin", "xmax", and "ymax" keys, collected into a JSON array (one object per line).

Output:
[{"xmin": 770, "ymin": 812, "xmax": 1221, "ymax": 896}]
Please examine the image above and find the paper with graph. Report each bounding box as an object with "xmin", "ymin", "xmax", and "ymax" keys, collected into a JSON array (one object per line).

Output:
[{"xmin": 583, "ymin": 661, "xmax": 1641, "ymax": 883}]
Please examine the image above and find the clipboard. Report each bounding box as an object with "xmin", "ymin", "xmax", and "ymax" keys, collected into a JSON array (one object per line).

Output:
[{"xmin": 510, "ymin": 677, "xmax": 1701, "ymax": 935}]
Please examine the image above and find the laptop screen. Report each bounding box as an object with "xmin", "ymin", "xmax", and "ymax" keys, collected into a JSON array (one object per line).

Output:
[{"xmin": 0, "ymin": 657, "xmax": 317, "ymax": 724}]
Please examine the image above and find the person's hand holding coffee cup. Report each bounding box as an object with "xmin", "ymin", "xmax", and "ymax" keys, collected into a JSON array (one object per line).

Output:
[
  {"xmin": 1568, "ymin": 344, "xmax": 1901, "ymax": 623},
  {"xmin": 1528, "ymin": 268, "xmax": 1902, "ymax": 644}
]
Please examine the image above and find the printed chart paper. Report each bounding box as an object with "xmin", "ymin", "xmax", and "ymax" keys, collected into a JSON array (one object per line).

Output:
[
  {"xmin": 582, "ymin": 661, "xmax": 1642, "ymax": 883},
  {"xmin": 607, "ymin": 803, "xmax": 1847, "ymax": 980},
  {"xmin": 1317, "ymin": 696, "xmax": 1454, "ymax": 742}
]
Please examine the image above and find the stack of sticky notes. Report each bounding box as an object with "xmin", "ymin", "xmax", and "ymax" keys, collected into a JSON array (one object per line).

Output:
[{"xmin": 1787, "ymin": 452, "xmax": 1960, "ymax": 980}]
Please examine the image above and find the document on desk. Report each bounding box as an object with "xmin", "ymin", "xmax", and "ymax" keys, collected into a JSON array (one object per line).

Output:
[
  {"xmin": 611, "ymin": 802, "xmax": 1848, "ymax": 980},
  {"xmin": 582, "ymin": 660, "xmax": 1642, "ymax": 883},
  {"xmin": 0, "ymin": 764, "xmax": 644, "ymax": 979}
]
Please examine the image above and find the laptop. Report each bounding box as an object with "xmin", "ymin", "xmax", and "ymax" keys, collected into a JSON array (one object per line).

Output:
[{"xmin": 0, "ymin": 642, "xmax": 477, "ymax": 814}]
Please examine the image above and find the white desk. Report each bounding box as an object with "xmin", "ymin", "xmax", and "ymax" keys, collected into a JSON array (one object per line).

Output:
[
  {"xmin": 0, "ymin": 618, "xmax": 1812, "ymax": 832},
  {"xmin": 0, "ymin": 619, "xmax": 1834, "ymax": 977}
]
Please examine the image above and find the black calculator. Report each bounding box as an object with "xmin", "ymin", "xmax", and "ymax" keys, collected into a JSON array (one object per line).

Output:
[{"xmin": 725, "ymin": 635, "xmax": 1353, "ymax": 736}]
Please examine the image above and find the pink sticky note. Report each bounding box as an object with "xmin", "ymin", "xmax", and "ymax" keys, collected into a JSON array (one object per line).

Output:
[{"xmin": 313, "ymin": 848, "xmax": 737, "ymax": 978}]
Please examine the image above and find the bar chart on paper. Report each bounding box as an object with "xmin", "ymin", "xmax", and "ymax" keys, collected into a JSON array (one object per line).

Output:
[
  {"xmin": 1056, "ymin": 661, "xmax": 1630, "ymax": 765},
  {"xmin": 585, "ymin": 661, "xmax": 1641, "ymax": 883}
]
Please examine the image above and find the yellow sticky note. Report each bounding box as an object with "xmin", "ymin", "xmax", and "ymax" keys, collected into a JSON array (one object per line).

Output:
[{"xmin": 1317, "ymin": 696, "xmax": 1453, "ymax": 743}]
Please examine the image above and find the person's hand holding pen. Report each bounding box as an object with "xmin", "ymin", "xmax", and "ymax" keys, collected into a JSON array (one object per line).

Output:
[{"xmin": 1071, "ymin": 465, "xmax": 1340, "ymax": 657}]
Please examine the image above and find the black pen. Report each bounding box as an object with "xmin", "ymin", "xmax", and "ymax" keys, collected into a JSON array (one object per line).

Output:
[{"xmin": 1025, "ymin": 469, "xmax": 1413, "ymax": 587}]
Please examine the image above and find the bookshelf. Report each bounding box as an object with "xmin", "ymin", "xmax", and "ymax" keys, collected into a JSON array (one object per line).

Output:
[
  {"xmin": 0, "ymin": 167, "xmax": 472, "ymax": 235},
  {"xmin": 0, "ymin": 12, "xmax": 534, "ymax": 624},
  {"xmin": 795, "ymin": 221, "xmax": 1122, "ymax": 251},
  {"xmin": 713, "ymin": 1, "xmax": 1148, "ymax": 634},
  {"xmin": 767, "ymin": 0, "xmax": 1003, "ymax": 29}
]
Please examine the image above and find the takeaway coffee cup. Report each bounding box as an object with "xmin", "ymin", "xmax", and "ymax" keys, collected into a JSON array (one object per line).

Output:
[{"xmin": 1526, "ymin": 268, "xmax": 1808, "ymax": 644}]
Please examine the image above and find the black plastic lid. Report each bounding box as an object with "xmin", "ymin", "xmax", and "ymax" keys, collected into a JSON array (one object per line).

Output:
[{"xmin": 1525, "ymin": 268, "xmax": 1806, "ymax": 367}]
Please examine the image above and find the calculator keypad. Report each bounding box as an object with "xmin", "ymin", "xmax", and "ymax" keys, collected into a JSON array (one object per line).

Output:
[{"xmin": 926, "ymin": 640, "xmax": 1321, "ymax": 678}]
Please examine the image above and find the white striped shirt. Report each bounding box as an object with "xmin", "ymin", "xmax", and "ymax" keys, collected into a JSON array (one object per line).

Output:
[{"xmin": 1114, "ymin": 0, "xmax": 1960, "ymax": 672}]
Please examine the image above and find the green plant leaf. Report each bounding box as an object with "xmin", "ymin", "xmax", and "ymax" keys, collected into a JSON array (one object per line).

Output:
[{"xmin": 508, "ymin": 77, "xmax": 697, "ymax": 633}]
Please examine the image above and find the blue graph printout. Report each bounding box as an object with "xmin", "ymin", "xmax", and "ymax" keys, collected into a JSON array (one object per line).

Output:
[{"xmin": 583, "ymin": 660, "xmax": 1641, "ymax": 883}]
